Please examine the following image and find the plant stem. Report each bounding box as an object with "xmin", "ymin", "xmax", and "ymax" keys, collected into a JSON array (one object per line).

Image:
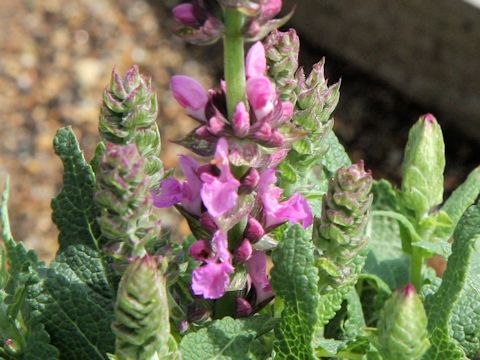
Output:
[
  {"xmin": 223, "ymin": 8, "xmax": 246, "ymax": 118},
  {"xmin": 410, "ymin": 247, "xmax": 423, "ymax": 290}
]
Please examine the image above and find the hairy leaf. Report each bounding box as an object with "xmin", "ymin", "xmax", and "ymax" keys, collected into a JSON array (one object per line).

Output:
[
  {"xmin": 1, "ymin": 179, "xmax": 59, "ymax": 360},
  {"xmin": 179, "ymin": 316, "xmax": 270, "ymax": 360},
  {"xmin": 423, "ymin": 204, "xmax": 480, "ymax": 359},
  {"xmin": 271, "ymin": 225, "xmax": 319, "ymax": 359}
]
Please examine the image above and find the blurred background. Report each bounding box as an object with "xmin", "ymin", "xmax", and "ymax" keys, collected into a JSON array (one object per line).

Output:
[{"xmin": 0, "ymin": 0, "xmax": 479, "ymax": 261}]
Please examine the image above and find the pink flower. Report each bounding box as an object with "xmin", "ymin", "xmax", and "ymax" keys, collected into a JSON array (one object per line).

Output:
[
  {"xmin": 151, "ymin": 177, "xmax": 183, "ymax": 208},
  {"xmin": 171, "ymin": 75, "xmax": 209, "ymax": 121},
  {"xmin": 200, "ymin": 138, "xmax": 240, "ymax": 217},
  {"xmin": 191, "ymin": 231, "xmax": 234, "ymax": 299},
  {"xmin": 192, "ymin": 261, "xmax": 234, "ymax": 299},
  {"xmin": 246, "ymin": 42, "xmax": 267, "ymax": 78},
  {"xmin": 258, "ymin": 169, "xmax": 313, "ymax": 228},
  {"xmin": 151, "ymin": 155, "xmax": 202, "ymax": 215},
  {"xmin": 246, "ymin": 251, "xmax": 274, "ymax": 305},
  {"xmin": 234, "ymin": 239, "xmax": 253, "ymax": 263},
  {"xmin": 189, "ymin": 240, "xmax": 211, "ymax": 261}
]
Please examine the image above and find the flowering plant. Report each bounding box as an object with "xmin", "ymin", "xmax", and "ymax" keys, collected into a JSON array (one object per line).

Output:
[{"xmin": 1, "ymin": 1, "xmax": 480, "ymax": 359}]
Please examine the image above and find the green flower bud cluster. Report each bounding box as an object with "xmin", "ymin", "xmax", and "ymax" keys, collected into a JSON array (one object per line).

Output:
[
  {"xmin": 99, "ymin": 65, "xmax": 162, "ymax": 183},
  {"xmin": 95, "ymin": 143, "xmax": 160, "ymax": 258},
  {"xmin": 112, "ymin": 256, "xmax": 179, "ymax": 360},
  {"xmin": 314, "ymin": 161, "xmax": 373, "ymax": 289},
  {"xmin": 401, "ymin": 114, "xmax": 445, "ymax": 220},
  {"xmin": 264, "ymin": 29, "xmax": 300, "ymax": 102},
  {"xmin": 376, "ymin": 284, "xmax": 430, "ymax": 360}
]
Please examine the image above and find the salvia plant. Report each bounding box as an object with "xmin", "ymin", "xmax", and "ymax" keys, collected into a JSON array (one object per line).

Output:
[{"xmin": 2, "ymin": 1, "xmax": 480, "ymax": 359}]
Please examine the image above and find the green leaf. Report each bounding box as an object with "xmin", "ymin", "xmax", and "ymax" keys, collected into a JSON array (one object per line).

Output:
[
  {"xmin": 51, "ymin": 127, "xmax": 103, "ymax": 251},
  {"xmin": 441, "ymin": 166, "xmax": 480, "ymax": 233},
  {"xmin": 25, "ymin": 128, "xmax": 115, "ymax": 359},
  {"xmin": 423, "ymin": 204, "xmax": 480, "ymax": 359},
  {"xmin": 320, "ymin": 131, "xmax": 351, "ymax": 176},
  {"xmin": 364, "ymin": 181, "xmax": 410, "ymax": 290},
  {"xmin": 1, "ymin": 179, "xmax": 59, "ymax": 360},
  {"xmin": 356, "ymin": 273, "xmax": 392, "ymax": 327},
  {"xmin": 271, "ymin": 225, "xmax": 319, "ymax": 359},
  {"xmin": 179, "ymin": 316, "xmax": 270, "ymax": 360}
]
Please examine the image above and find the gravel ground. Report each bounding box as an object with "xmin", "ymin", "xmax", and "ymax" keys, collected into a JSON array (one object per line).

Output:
[{"xmin": 1, "ymin": 0, "xmax": 478, "ymax": 261}]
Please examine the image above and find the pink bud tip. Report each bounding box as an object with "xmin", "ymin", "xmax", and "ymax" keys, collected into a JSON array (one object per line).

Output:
[
  {"xmin": 261, "ymin": 0, "xmax": 282, "ymax": 18},
  {"xmin": 403, "ymin": 283, "xmax": 416, "ymax": 297},
  {"xmin": 236, "ymin": 297, "xmax": 253, "ymax": 317},
  {"xmin": 173, "ymin": 3, "xmax": 198, "ymax": 26},
  {"xmin": 235, "ymin": 239, "xmax": 253, "ymax": 263},
  {"xmin": 245, "ymin": 217, "xmax": 265, "ymax": 242},
  {"xmin": 423, "ymin": 113, "xmax": 436, "ymax": 124},
  {"xmin": 246, "ymin": 42, "xmax": 267, "ymax": 78},
  {"xmin": 232, "ymin": 102, "xmax": 251, "ymax": 137},
  {"xmin": 199, "ymin": 212, "xmax": 218, "ymax": 233}
]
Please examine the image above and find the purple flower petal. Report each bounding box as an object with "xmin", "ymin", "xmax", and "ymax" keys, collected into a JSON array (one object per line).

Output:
[
  {"xmin": 246, "ymin": 251, "xmax": 274, "ymax": 305},
  {"xmin": 234, "ymin": 239, "xmax": 253, "ymax": 263},
  {"xmin": 151, "ymin": 177, "xmax": 183, "ymax": 208},
  {"xmin": 171, "ymin": 75, "xmax": 209, "ymax": 121},
  {"xmin": 232, "ymin": 102, "xmax": 250, "ymax": 137},
  {"xmin": 212, "ymin": 230, "xmax": 231, "ymax": 263},
  {"xmin": 179, "ymin": 156, "xmax": 203, "ymax": 215},
  {"xmin": 247, "ymin": 76, "xmax": 276, "ymax": 121},
  {"xmin": 246, "ymin": 42, "xmax": 267, "ymax": 78},
  {"xmin": 191, "ymin": 261, "xmax": 234, "ymax": 299},
  {"xmin": 189, "ymin": 240, "xmax": 211, "ymax": 261},
  {"xmin": 261, "ymin": 0, "xmax": 282, "ymax": 19},
  {"xmin": 275, "ymin": 192, "xmax": 313, "ymax": 228},
  {"xmin": 200, "ymin": 139, "xmax": 240, "ymax": 217}
]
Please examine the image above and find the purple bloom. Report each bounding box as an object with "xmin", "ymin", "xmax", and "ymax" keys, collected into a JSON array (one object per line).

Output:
[
  {"xmin": 171, "ymin": 75, "xmax": 209, "ymax": 121},
  {"xmin": 244, "ymin": 217, "xmax": 265, "ymax": 242},
  {"xmin": 232, "ymin": 102, "xmax": 250, "ymax": 137},
  {"xmin": 151, "ymin": 177, "xmax": 183, "ymax": 208},
  {"xmin": 191, "ymin": 231, "xmax": 234, "ymax": 299},
  {"xmin": 246, "ymin": 251, "xmax": 274, "ymax": 305},
  {"xmin": 234, "ymin": 239, "xmax": 253, "ymax": 263},
  {"xmin": 260, "ymin": 0, "xmax": 282, "ymax": 19},
  {"xmin": 258, "ymin": 169, "xmax": 313, "ymax": 228},
  {"xmin": 200, "ymin": 138, "xmax": 240, "ymax": 217},
  {"xmin": 192, "ymin": 261, "xmax": 234, "ymax": 299},
  {"xmin": 247, "ymin": 76, "xmax": 276, "ymax": 121}
]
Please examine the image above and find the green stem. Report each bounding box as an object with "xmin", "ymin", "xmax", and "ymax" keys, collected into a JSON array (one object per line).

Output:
[
  {"xmin": 223, "ymin": 8, "xmax": 246, "ymax": 118},
  {"xmin": 410, "ymin": 247, "xmax": 424, "ymax": 290}
]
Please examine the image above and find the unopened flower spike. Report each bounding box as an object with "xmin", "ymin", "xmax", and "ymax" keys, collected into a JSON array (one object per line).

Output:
[
  {"xmin": 95, "ymin": 143, "xmax": 161, "ymax": 260},
  {"xmin": 314, "ymin": 161, "xmax": 373, "ymax": 289},
  {"xmin": 375, "ymin": 284, "xmax": 430, "ymax": 360},
  {"xmin": 99, "ymin": 65, "xmax": 163, "ymax": 182}
]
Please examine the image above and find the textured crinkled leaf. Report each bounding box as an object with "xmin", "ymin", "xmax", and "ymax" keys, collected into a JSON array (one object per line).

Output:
[
  {"xmin": 356, "ymin": 273, "xmax": 392, "ymax": 327},
  {"xmin": 179, "ymin": 316, "xmax": 270, "ymax": 360},
  {"xmin": 1, "ymin": 180, "xmax": 59, "ymax": 360},
  {"xmin": 26, "ymin": 245, "xmax": 116, "ymax": 359},
  {"xmin": 364, "ymin": 181, "xmax": 410, "ymax": 290},
  {"xmin": 441, "ymin": 166, "xmax": 480, "ymax": 235},
  {"xmin": 51, "ymin": 127, "xmax": 103, "ymax": 251},
  {"xmin": 271, "ymin": 225, "xmax": 319, "ymax": 359},
  {"xmin": 24, "ymin": 324, "xmax": 60, "ymax": 360},
  {"xmin": 423, "ymin": 204, "xmax": 480, "ymax": 359},
  {"xmin": 321, "ymin": 132, "xmax": 351, "ymax": 176},
  {"xmin": 28, "ymin": 128, "xmax": 116, "ymax": 359},
  {"xmin": 342, "ymin": 287, "xmax": 366, "ymax": 340}
]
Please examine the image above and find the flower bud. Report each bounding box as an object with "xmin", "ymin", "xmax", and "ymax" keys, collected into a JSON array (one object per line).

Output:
[
  {"xmin": 99, "ymin": 65, "xmax": 162, "ymax": 182},
  {"xmin": 232, "ymin": 102, "xmax": 251, "ymax": 137},
  {"xmin": 236, "ymin": 297, "xmax": 253, "ymax": 317},
  {"xmin": 244, "ymin": 217, "xmax": 265, "ymax": 242},
  {"xmin": 234, "ymin": 239, "xmax": 253, "ymax": 263},
  {"xmin": 264, "ymin": 29, "xmax": 300, "ymax": 101},
  {"xmin": 401, "ymin": 114, "xmax": 445, "ymax": 219},
  {"xmin": 376, "ymin": 284, "xmax": 430, "ymax": 360},
  {"xmin": 314, "ymin": 162, "xmax": 373, "ymax": 288}
]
